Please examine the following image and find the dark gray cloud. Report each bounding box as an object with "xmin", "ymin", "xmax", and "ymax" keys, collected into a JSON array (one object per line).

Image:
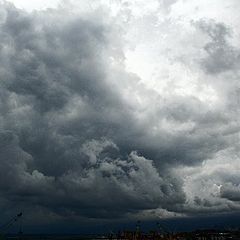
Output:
[
  {"xmin": 221, "ymin": 183, "xmax": 240, "ymax": 202},
  {"xmin": 0, "ymin": 2, "xmax": 186, "ymax": 223},
  {"xmin": 0, "ymin": 0, "xmax": 239, "ymax": 228},
  {"xmin": 198, "ymin": 20, "xmax": 240, "ymax": 74}
]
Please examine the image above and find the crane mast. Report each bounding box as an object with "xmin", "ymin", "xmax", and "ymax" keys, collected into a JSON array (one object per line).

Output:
[{"xmin": 0, "ymin": 212, "xmax": 22, "ymax": 239}]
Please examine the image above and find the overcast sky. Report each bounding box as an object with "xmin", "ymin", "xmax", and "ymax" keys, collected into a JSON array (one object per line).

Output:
[{"xmin": 0, "ymin": 0, "xmax": 240, "ymax": 233}]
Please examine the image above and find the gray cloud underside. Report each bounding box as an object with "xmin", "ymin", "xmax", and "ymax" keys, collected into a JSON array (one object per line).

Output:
[{"xmin": 0, "ymin": 1, "xmax": 239, "ymax": 224}]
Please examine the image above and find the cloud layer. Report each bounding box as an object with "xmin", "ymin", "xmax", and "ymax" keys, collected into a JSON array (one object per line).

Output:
[{"xmin": 0, "ymin": 0, "xmax": 239, "ymax": 227}]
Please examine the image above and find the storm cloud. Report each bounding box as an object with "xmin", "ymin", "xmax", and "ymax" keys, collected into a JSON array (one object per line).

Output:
[{"xmin": 0, "ymin": 0, "xmax": 239, "ymax": 228}]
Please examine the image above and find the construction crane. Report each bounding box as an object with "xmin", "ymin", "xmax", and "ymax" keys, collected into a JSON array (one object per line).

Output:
[{"xmin": 0, "ymin": 212, "xmax": 22, "ymax": 240}]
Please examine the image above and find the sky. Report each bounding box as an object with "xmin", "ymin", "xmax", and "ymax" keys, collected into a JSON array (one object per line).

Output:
[{"xmin": 0, "ymin": 0, "xmax": 240, "ymax": 234}]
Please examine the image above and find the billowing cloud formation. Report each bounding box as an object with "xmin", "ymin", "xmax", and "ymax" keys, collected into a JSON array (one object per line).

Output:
[
  {"xmin": 0, "ymin": 0, "xmax": 239, "ymax": 226},
  {"xmin": 174, "ymin": 148, "xmax": 240, "ymax": 214}
]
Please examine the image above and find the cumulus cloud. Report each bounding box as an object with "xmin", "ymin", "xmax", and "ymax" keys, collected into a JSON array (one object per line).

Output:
[
  {"xmin": 61, "ymin": 139, "xmax": 185, "ymax": 218},
  {"xmin": 0, "ymin": 0, "xmax": 239, "ymax": 227},
  {"xmin": 221, "ymin": 183, "xmax": 240, "ymax": 202},
  {"xmin": 197, "ymin": 20, "xmax": 240, "ymax": 74},
  {"xmin": 173, "ymin": 147, "xmax": 240, "ymax": 214}
]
